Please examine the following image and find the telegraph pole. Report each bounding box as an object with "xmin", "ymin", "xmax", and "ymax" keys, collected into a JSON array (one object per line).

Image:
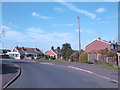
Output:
[{"xmin": 77, "ymin": 15, "xmax": 81, "ymax": 62}]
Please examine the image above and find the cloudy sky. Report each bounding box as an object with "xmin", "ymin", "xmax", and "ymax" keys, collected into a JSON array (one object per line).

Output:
[{"xmin": 1, "ymin": 2, "xmax": 118, "ymax": 52}]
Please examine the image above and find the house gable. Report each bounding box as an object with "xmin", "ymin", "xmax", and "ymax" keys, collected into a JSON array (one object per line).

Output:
[
  {"xmin": 45, "ymin": 50, "xmax": 57, "ymax": 56},
  {"xmin": 85, "ymin": 39, "xmax": 111, "ymax": 52}
]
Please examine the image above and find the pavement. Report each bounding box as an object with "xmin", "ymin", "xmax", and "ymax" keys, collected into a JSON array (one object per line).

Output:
[
  {"xmin": 1, "ymin": 62, "xmax": 21, "ymax": 89},
  {"xmin": 1, "ymin": 59, "xmax": 119, "ymax": 88}
]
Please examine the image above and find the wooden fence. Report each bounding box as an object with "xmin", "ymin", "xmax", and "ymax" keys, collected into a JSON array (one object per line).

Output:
[{"xmin": 88, "ymin": 54, "xmax": 117, "ymax": 65}]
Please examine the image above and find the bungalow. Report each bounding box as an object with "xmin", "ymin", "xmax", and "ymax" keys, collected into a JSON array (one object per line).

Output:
[
  {"xmin": 7, "ymin": 46, "xmax": 44, "ymax": 59},
  {"xmin": 0, "ymin": 49, "xmax": 11, "ymax": 55},
  {"xmin": 45, "ymin": 49, "xmax": 61, "ymax": 59},
  {"xmin": 85, "ymin": 37, "xmax": 120, "ymax": 53},
  {"xmin": 7, "ymin": 52, "xmax": 20, "ymax": 59},
  {"xmin": 0, "ymin": 49, "xmax": 11, "ymax": 59}
]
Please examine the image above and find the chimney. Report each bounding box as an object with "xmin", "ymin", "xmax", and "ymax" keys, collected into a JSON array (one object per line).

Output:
[
  {"xmin": 16, "ymin": 46, "xmax": 18, "ymax": 49},
  {"xmin": 35, "ymin": 48, "xmax": 39, "ymax": 51},
  {"xmin": 112, "ymin": 40, "xmax": 115, "ymax": 44},
  {"xmin": 22, "ymin": 47, "xmax": 25, "ymax": 51},
  {"xmin": 35, "ymin": 48, "xmax": 37, "ymax": 51},
  {"xmin": 98, "ymin": 37, "xmax": 101, "ymax": 40}
]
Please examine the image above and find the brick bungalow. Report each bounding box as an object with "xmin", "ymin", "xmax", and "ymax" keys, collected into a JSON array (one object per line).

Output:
[
  {"xmin": 7, "ymin": 46, "xmax": 44, "ymax": 59},
  {"xmin": 45, "ymin": 49, "xmax": 61, "ymax": 59},
  {"xmin": 85, "ymin": 37, "xmax": 120, "ymax": 53}
]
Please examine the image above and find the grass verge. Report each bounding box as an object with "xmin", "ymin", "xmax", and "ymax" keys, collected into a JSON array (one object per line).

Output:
[
  {"xmin": 91, "ymin": 63, "xmax": 120, "ymax": 70},
  {"xmin": 40, "ymin": 60, "xmax": 67, "ymax": 64}
]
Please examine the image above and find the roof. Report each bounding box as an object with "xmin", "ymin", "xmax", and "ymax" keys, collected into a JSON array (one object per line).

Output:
[
  {"xmin": 85, "ymin": 38, "xmax": 114, "ymax": 47},
  {"xmin": 15, "ymin": 46, "xmax": 44, "ymax": 54},
  {"xmin": 0, "ymin": 49, "xmax": 11, "ymax": 53},
  {"xmin": 54, "ymin": 49, "xmax": 61, "ymax": 55},
  {"xmin": 45, "ymin": 49, "xmax": 61, "ymax": 55},
  {"xmin": 7, "ymin": 52, "xmax": 19, "ymax": 54}
]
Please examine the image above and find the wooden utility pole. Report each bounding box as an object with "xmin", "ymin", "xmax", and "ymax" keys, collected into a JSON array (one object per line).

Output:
[{"xmin": 77, "ymin": 15, "xmax": 81, "ymax": 61}]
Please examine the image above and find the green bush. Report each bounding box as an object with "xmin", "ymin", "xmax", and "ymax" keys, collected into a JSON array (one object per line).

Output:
[
  {"xmin": 36, "ymin": 56, "xmax": 40, "ymax": 60},
  {"xmin": 79, "ymin": 52, "xmax": 88, "ymax": 63},
  {"xmin": 50, "ymin": 56, "xmax": 56, "ymax": 60},
  {"xmin": 44, "ymin": 55, "xmax": 50, "ymax": 60}
]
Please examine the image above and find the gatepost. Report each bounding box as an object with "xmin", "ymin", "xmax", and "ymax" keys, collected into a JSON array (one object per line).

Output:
[{"xmin": 117, "ymin": 53, "xmax": 120, "ymax": 67}]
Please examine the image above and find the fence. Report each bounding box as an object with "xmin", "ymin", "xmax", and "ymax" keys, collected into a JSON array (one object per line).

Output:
[{"xmin": 88, "ymin": 54, "xmax": 117, "ymax": 65}]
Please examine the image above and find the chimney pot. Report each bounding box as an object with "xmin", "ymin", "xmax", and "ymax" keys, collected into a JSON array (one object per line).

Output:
[{"xmin": 98, "ymin": 37, "xmax": 101, "ymax": 40}]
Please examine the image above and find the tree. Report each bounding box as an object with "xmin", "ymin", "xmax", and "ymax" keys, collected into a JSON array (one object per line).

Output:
[
  {"xmin": 57, "ymin": 46, "xmax": 61, "ymax": 53},
  {"xmin": 79, "ymin": 52, "xmax": 88, "ymax": 63},
  {"xmin": 57, "ymin": 46, "xmax": 60, "ymax": 50},
  {"xmin": 51, "ymin": 46, "xmax": 54, "ymax": 50},
  {"xmin": 61, "ymin": 43, "xmax": 74, "ymax": 60}
]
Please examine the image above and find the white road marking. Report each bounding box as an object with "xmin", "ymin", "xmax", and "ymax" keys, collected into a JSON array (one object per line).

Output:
[
  {"xmin": 67, "ymin": 66, "xmax": 119, "ymax": 83},
  {"xmin": 40, "ymin": 62, "xmax": 54, "ymax": 65}
]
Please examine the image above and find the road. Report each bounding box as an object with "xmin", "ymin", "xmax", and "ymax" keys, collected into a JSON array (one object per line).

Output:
[{"xmin": 2, "ymin": 60, "xmax": 118, "ymax": 88}]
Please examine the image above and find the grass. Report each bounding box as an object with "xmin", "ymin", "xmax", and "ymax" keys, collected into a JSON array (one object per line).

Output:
[
  {"xmin": 91, "ymin": 63, "xmax": 120, "ymax": 70},
  {"xmin": 69, "ymin": 60, "xmax": 120, "ymax": 70},
  {"xmin": 40, "ymin": 60, "xmax": 67, "ymax": 64}
]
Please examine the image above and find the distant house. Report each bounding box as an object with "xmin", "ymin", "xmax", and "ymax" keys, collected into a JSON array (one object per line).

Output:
[
  {"xmin": 85, "ymin": 37, "xmax": 120, "ymax": 53},
  {"xmin": 45, "ymin": 49, "xmax": 61, "ymax": 59},
  {"xmin": 0, "ymin": 49, "xmax": 11, "ymax": 59},
  {"xmin": 7, "ymin": 52, "xmax": 20, "ymax": 59},
  {"xmin": 0, "ymin": 49, "xmax": 11, "ymax": 55},
  {"xmin": 7, "ymin": 46, "xmax": 44, "ymax": 59}
]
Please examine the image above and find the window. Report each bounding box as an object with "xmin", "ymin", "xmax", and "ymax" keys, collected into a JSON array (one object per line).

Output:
[{"xmin": 15, "ymin": 54, "xmax": 18, "ymax": 57}]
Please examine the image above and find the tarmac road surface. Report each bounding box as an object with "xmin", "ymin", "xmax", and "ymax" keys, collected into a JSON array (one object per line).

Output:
[{"xmin": 2, "ymin": 60, "xmax": 118, "ymax": 88}]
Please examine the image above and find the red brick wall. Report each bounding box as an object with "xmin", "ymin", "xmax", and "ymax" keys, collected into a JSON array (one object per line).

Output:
[
  {"xmin": 45, "ymin": 50, "xmax": 58, "ymax": 59},
  {"xmin": 85, "ymin": 40, "xmax": 111, "ymax": 52}
]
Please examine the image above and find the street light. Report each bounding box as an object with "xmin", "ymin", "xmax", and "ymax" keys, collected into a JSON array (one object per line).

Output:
[{"xmin": 77, "ymin": 15, "xmax": 81, "ymax": 62}]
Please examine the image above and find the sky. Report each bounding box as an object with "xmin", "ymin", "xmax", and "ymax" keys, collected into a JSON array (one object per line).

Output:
[{"xmin": 1, "ymin": 2, "xmax": 118, "ymax": 52}]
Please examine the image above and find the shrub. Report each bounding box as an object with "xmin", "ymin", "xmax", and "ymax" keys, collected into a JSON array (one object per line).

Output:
[
  {"xmin": 88, "ymin": 61, "xmax": 93, "ymax": 64},
  {"xmin": 36, "ymin": 56, "xmax": 40, "ymax": 60},
  {"xmin": 79, "ymin": 52, "xmax": 88, "ymax": 63},
  {"xmin": 44, "ymin": 55, "xmax": 50, "ymax": 60}
]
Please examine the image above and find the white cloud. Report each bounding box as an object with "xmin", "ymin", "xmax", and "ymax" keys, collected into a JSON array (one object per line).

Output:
[
  {"xmin": 53, "ymin": 24, "xmax": 74, "ymax": 27},
  {"xmin": 58, "ymin": 0, "xmax": 96, "ymax": 19},
  {"xmin": 54, "ymin": 7, "xmax": 63, "ymax": 12},
  {"xmin": 32, "ymin": 12, "xmax": 52, "ymax": 19},
  {"xmin": 0, "ymin": 25, "xmax": 10, "ymax": 37},
  {"xmin": 27, "ymin": 27, "xmax": 45, "ymax": 33},
  {"xmin": 2, "ymin": 25, "xmax": 73, "ymax": 49},
  {"xmin": 32, "ymin": 12, "xmax": 39, "ymax": 16},
  {"xmin": 1, "ymin": 25, "xmax": 24, "ymax": 41},
  {"xmin": 96, "ymin": 8, "xmax": 106, "ymax": 13}
]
